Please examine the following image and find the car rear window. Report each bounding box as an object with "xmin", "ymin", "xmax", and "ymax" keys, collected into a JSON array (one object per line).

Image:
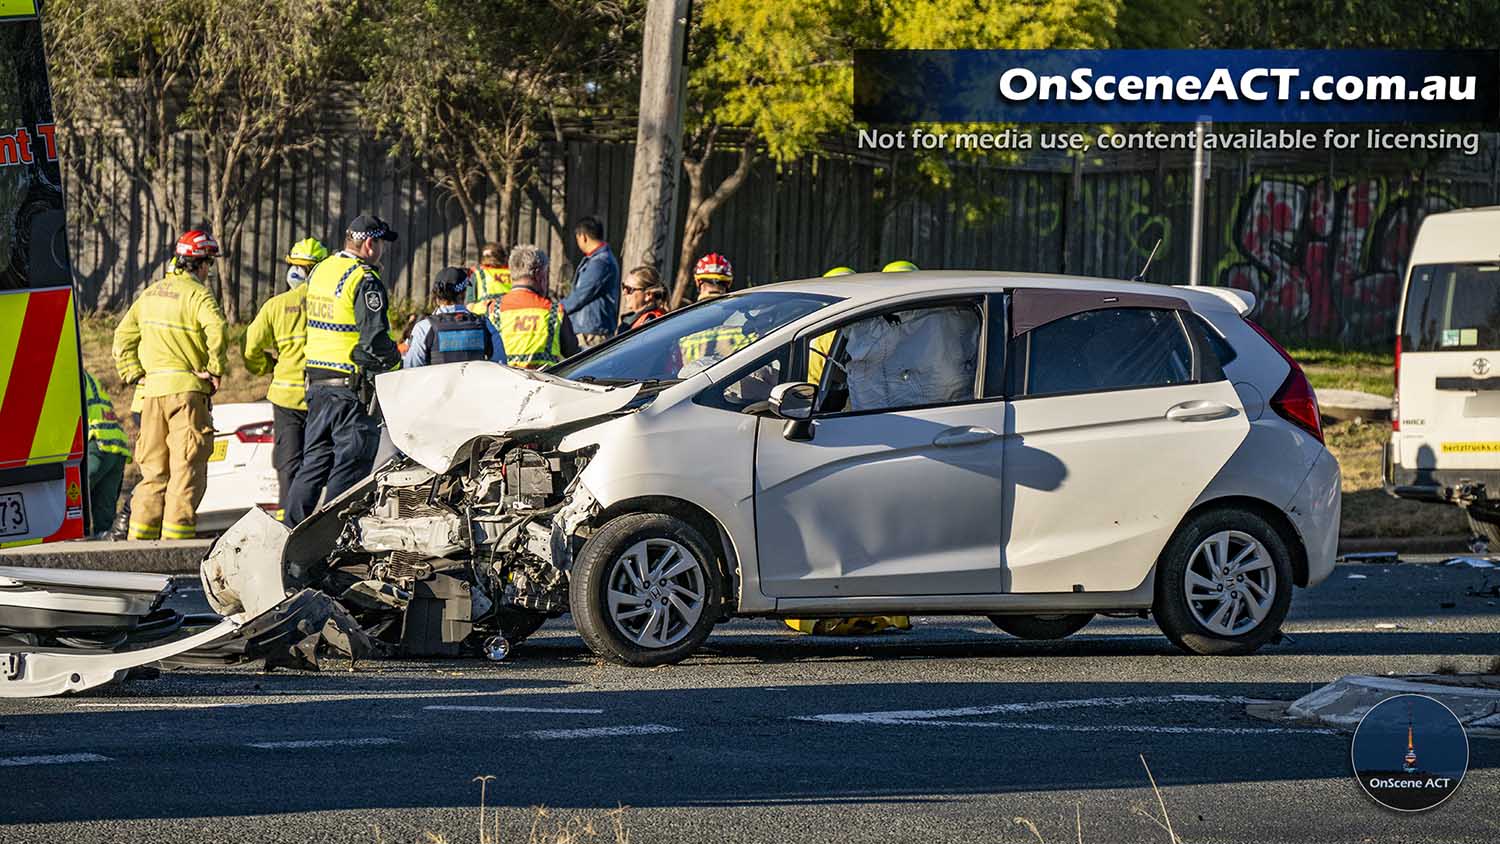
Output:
[
  {"xmin": 1008, "ymin": 307, "xmax": 1193, "ymax": 397},
  {"xmin": 1400, "ymin": 263, "xmax": 1500, "ymax": 352}
]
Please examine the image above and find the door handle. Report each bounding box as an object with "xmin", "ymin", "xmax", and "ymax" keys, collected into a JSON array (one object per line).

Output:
[
  {"xmin": 1165, "ymin": 400, "xmax": 1237, "ymax": 422},
  {"xmin": 933, "ymin": 425, "xmax": 999, "ymax": 447}
]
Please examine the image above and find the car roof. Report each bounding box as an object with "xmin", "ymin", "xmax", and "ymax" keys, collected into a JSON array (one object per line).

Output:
[{"xmin": 735, "ymin": 270, "xmax": 1248, "ymax": 314}]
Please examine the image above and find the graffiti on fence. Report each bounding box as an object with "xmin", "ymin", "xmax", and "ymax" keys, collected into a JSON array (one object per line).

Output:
[{"xmin": 1216, "ymin": 176, "xmax": 1454, "ymax": 344}]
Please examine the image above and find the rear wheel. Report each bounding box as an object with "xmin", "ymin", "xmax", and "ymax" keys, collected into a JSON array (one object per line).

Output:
[
  {"xmin": 1154, "ymin": 508, "xmax": 1294, "ymax": 656},
  {"xmin": 569, "ymin": 512, "xmax": 722, "ymax": 667},
  {"xmin": 987, "ymin": 613, "xmax": 1094, "ymax": 640}
]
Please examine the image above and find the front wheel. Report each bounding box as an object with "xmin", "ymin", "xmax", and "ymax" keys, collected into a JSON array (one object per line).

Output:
[
  {"xmin": 1154, "ymin": 508, "xmax": 1294, "ymax": 656},
  {"xmin": 987, "ymin": 613, "xmax": 1093, "ymax": 640},
  {"xmin": 569, "ymin": 512, "xmax": 722, "ymax": 666}
]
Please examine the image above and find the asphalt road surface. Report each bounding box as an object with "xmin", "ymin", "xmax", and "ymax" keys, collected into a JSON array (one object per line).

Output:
[{"xmin": 2, "ymin": 560, "xmax": 1498, "ymax": 844}]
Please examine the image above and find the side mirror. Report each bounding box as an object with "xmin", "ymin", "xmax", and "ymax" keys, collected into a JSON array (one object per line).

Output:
[{"xmin": 768, "ymin": 382, "xmax": 816, "ymax": 421}]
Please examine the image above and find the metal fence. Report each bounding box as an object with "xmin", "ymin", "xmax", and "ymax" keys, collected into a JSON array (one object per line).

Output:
[{"xmin": 64, "ymin": 130, "xmax": 1500, "ymax": 346}]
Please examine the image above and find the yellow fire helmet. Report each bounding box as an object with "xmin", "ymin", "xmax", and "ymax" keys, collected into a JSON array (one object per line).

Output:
[
  {"xmin": 822, "ymin": 266, "xmax": 856, "ymax": 277},
  {"xmin": 881, "ymin": 259, "xmax": 919, "ymax": 272},
  {"xmin": 286, "ymin": 237, "xmax": 330, "ymax": 267}
]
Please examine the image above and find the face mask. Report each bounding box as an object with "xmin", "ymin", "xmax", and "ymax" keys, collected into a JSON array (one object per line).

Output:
[{"xmin": 287, "ymin": 265, "xmax": 308, "ymax": 288}]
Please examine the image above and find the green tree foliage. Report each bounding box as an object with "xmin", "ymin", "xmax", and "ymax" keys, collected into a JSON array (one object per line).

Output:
[
  {"xmin": 45, "ymin": 0, "xmax": 353, "ymax": 318},
  {"xmin": 358, "ymin": 0, "xmax": 636, "ymax": 252},
  {"xmin": 1197, "ymin": 0, "xmax": 1500, "ymax": 48},
  {"xmin": 678, "ymin": 0, "xmax": 1122, "ymax": 294}
]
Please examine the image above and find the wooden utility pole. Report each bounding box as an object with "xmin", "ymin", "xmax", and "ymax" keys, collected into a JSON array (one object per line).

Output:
[{"xmin": 620, "ymin": 0, "xmax": 690, "ymax": 277}]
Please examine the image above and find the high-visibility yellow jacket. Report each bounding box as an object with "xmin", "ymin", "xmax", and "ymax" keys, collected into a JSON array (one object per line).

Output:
[
  {"xmin": 83, "ymin": 371, "xmax": 131, "ymax": 460},
  {"xmin": 113, "ymin": 270, "xmax": 229, "ymax": 397},
  {"xmin": 244, "ymin": 283, "xmax": 308, "ymax": 410},
  {"xmin": 466, "ymin": 265, "xmax": 512, "ymax": 318},
  {"xmin": 494, "ymin": 288, "xmax": 564, "ymax": 369},
  {"xmin": 678, "ymin": 325, "xmax": 753, "ymax": 368}
]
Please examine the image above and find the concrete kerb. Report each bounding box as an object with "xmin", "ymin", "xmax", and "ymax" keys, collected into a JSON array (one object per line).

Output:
[
  {"xmin": 1251, "ymin": 674, "xmax": 1500, "ymax": 737},
  {"xmin": 0, "ymin": 540, "xmax": 211, "ymax": 574}
]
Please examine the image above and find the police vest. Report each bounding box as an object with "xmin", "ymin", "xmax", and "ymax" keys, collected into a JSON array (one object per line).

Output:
[
  {"xmin": 678, "ymin": 325, "xmax": 753, "ymax": 367},
  {"xmin": 83, "ymin": 373, "xmax": 132, "ymax": 460},
  {"xmin": 304, "ymin": 253, "xmax": 375, "ymax": 375},
  {"xmin": 495, "ymin": 290, "xmax": 563, "ymax": 369},
  {"xmin": 423, "ymin": 310, "xmax": 492, "ymax": 364}
]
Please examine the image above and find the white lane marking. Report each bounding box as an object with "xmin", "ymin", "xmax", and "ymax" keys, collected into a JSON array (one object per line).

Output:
[
  {"xmin": 75, "ymin": 702, "xmax": 248, "ymax": 709},
  {"xmin": 794, "ymin": 694, "xmax": 1272, "ymax": 725},
  {"xmin": 869, "ymin": 718, "xmax": 1337, "ymax": 736},
  {"xmin": 522, "ymin": 724, "xmax": 681, "ymax": 741},
  {"xmin": 0, "ymin": 753, "xmax": 112, "ymax": 767},
  {"xmin": 424, "ymin": 705, "xmax": 604, "ymax": 715},
  {"xmin": 247, "ymin": 737, "xmax": 400, "ymax": 750}
]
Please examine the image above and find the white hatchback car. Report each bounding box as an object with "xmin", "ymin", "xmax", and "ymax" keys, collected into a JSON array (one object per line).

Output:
[{"xmin": 278, "ymin": 272, "xmax": 1340, "ymax": 666}]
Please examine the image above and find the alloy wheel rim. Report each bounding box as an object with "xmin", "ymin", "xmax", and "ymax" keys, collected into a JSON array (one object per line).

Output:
[
  {"xmin": 1183, "ymin": 530, "xmax": 1276, "ymax": 636},
  {"xmin": 606, "ymin": 538, "xmax": 706, "ymax": 649}
]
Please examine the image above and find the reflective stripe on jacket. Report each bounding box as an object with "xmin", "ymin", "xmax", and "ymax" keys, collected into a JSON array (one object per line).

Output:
[
  {"xmin": 304, "ymin": 253, "xmax": 369, "ymax": 375},
  {"xmin": 83, "ymin": 371, "xmax": 131, "ymax": 461},
  {"xmin": 244, "ymin": 283, "xmax": 308, "ymax": 410},
  {"xmin": 494, "ymin": 288, "xmax": 563, "ymax": 369},
  {"xmin": 112, "ymin": 270, "xmax": 228, "ymax": 397}
]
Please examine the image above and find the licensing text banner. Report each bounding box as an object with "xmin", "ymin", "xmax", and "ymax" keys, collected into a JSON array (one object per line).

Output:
[{"xmin": 853, "ymin": 50, "xmax": 1500, "ymax": 125}]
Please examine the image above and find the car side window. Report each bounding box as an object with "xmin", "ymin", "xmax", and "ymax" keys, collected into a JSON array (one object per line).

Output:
[
  {"xmin": 700, "ymin": 346, "xmax": 789, "ymax": 410},
  {"xmin": 813, "ymin": 302, "xmax": 982, "ymax": 415},
  {"xmin": 1009, "ymin": 307, "xmax": 1194, "ymax": 398}
]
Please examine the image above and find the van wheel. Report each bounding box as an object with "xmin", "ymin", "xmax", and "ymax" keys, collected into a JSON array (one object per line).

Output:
[
  {"xmin": 1154, "ymin": 508, "xmax": 1293, "ymax": 656},
  {"xmin": 569, "ymin": 512, "xmax": 722, "ymax": 667},
  {"xmin": 987, "ymin": 613, "xmax": 1093, "ymax": 640},
  {"xmin": 1467, "ymin": 513, "xmax": 1499, "ymax": 549}
]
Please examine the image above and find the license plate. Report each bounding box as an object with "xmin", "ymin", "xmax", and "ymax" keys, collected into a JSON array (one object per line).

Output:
[
  {"xmin": 209, "ymin": 439, "xmax": 229, "ymax": 462},
  {"xmin": 0, "ymin": 491, "xmax": 29, "ymax": 538}
]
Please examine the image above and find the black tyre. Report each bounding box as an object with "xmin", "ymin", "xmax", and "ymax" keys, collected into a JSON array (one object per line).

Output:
[
  {"xmin": 1154, "ymin": 507, "xmax": 1295, "ymax": 656},
  {"xmin": 569, "ymin": 512, "xmax": 723, "ymax": 666},
  {"xmin": 987, "ymin": 613, "xmax": 1094, "ymax": 640}
]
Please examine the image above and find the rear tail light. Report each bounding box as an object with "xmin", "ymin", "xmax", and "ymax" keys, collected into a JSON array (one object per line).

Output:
[
  {"xmin": 1391, "ymin": 336, "xmax": 1401, "ymax": 431},
  {"xmin": 235, "ymin": 421, "xmax": 275, "ymax": 443},
  {"xmin": 1244, "ymin": 318, "xmax": 1324, "ymax": 443}
]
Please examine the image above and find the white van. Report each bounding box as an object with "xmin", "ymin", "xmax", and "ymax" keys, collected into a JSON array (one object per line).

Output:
[{"xmin": 1386, "ymin": 206, "xmax": 1500, "ymax": 546}]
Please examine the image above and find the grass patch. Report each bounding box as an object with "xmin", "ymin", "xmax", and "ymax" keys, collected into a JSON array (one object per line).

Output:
[{"xmin": 1290, "ymin": 346, "xmax": 1395, "ymax": 398}]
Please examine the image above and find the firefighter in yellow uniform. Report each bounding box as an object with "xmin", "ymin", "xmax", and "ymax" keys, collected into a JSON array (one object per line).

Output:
[
  {"xmin": 675, "ymin": 253, "xmax": 754, "ymax": 373},
  {"xmin": 492, "ymin": 245, "xmax": 579, "ymax": 369},
  {"xmin": 466, "ymin": 242, "xmax": 511, "ymax": 316},
  {"xmin": 244, "ymin": 237, "xmax": 326, "ymax": 516},
  {"xmin": 82, "ymin": 371, "xmax": 131, "ymax": 538},
  {"xmin": 785, "ymin": 260, "xmax": 920, "ymax": 636},
  {"xmin": 112, "ymin": 230, "xmax": 228, "ymax": 540}
]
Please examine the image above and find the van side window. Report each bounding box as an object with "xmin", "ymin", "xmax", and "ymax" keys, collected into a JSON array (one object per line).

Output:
[{"xmin": 1008, "ymin": 307, "xmax": 1194, "ymax": 398}]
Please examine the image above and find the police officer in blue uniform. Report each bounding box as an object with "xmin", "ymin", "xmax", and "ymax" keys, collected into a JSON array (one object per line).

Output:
[
  {"xmin": 285, "ymin": 214, "xmax": 402, "ymax": 526},
  {"xmin": 403, "ymin": 267, "xmax": 507, "ymax": 368}
]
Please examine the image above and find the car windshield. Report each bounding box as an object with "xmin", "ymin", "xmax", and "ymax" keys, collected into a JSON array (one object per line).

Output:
[
  {"xmin": 1401, "ymin": 262, "xmax": 1500, "ymax": 352},
  {"xmin": 552, "ymin": 290, "xmax": 840, "ymax": 384}
]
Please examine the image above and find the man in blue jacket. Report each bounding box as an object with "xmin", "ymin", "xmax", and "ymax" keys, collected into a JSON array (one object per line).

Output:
[{"xmin": 562, "ymin": 215, "xmax": 620, "ymax": 348}]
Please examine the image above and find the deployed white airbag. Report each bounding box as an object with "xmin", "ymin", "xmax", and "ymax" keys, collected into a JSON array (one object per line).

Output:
[{"xmin": 842, "ymin": 306, "xmax": 980, "ymax": 411}]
